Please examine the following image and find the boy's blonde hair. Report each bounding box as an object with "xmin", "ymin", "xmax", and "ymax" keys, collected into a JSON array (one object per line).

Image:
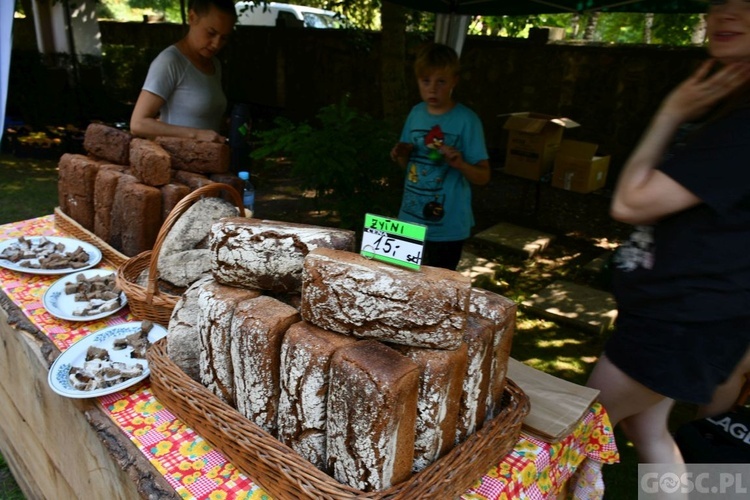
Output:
[{"xmin": 414, "ymin": 43, "xmax": 460, "ymax": 78}]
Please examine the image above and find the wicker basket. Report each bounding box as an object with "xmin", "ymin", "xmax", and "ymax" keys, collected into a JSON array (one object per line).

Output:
[
  {"xmin": 116, "ymin": 183, "xmax": 244, "ymax": 325},
  {"xmin": 54, "ymin": 207, "xmax": 129, "ymax": 267},
  {"xmin": 148, "ymin": 337, "xmax": 530, "ymax": 499}
]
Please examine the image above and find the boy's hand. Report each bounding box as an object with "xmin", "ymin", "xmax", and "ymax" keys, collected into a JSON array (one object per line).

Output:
[
  {"xmin": 390, "ymin": 142, "xmax": 414, "ymax": 162},
  {"xmin": 440, "ymin": 145, "xmax": 464, "ymax": 169}
]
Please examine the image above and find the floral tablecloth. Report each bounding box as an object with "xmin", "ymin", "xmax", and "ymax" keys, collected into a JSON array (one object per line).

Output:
[{"xmin": 0, "ymin": 215, "xmax": 619, "ymax": 500}]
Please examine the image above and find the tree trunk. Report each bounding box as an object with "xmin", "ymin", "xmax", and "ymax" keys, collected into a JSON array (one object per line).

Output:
[
  {"xmin": 691, "ymin": 14, "xmax": 707, "ymax": 45},
  {"xmin": 644, "ymin": 13, "xmax": 654, "ymax": 44},
  {"xmin": 380, "ymin": 1, "xmax": 409, "ymax": 133},
  {"xmin": 570, "ymin": 13, "xmax": 580, "ymax": 39},
  {"xmin": 583, "ymin": 12, "xmax": 599, "ymax": 41}
]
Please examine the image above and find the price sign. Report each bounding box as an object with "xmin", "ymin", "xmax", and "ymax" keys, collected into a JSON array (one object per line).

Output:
[{"xmin": 360, "ymin": 214, "xmax": 426, "ymax": 271}]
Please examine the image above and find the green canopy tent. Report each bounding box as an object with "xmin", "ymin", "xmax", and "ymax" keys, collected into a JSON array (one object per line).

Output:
[{"xmin": 385, "ymin": 0, "xmax": 710, "ymax": 53}]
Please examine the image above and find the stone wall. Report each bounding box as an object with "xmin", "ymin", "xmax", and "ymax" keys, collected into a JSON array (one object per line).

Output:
[{"xmin": 9, "ymin": 19, "xmax": 707, "ymax": 182}]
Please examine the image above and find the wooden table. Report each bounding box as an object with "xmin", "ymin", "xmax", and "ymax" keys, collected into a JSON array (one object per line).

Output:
[{"xmin": 0, "ymin": 215, "xmax": 618, "ymax": 500}]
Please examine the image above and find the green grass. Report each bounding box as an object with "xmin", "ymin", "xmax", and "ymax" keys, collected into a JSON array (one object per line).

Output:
[
  {"xmin": 0, "ymin": 453, "xmax": 24, "ymax": 500},
  {"xmin": 0, "ymin": 153, "xmax": 59, "ymax": 226}
]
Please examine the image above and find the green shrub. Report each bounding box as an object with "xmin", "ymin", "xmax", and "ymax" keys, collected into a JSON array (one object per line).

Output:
[{"xmin": 251, "ymin": 97, "xmax": 403, "ymax": 230}]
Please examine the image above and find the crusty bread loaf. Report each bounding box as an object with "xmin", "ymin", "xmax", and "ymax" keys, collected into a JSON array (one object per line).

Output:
[
  {"xmin": 469, "ymin": 288, "xmax": 517, "ymax": 420},
  {"xmin": 455, "ymin": 316, "xmax": 494, "ymax": 445},
  {"xmin": 117, "ymin": 182, "xmax": 163, "ymax": 257},
  {"xmin": 83, "ymin": 123, "xmax": 131, "ymax": 165},
  {"xmin": 129, "ymin": 138, "xmax": 172, "ymax": 187},
  {"xmin": 93, "ymin": 168, "xmax": 128, "ymax": 242},
  {"xmin": 155, "ymin": 136, "xmax": 230, "ymax": 174},
  {"xmin": 108, "ymin": 173, "xmax": 139, "ymax": 251},
  {"xmin": 174, "ymin": 170, "xmax": 214, "ymax": 190},
  {"xmin": 58, "ymin": 153, "xmax": 100, "ymax": 231},
  {"xmin": 277, "ymin": 321, "xmax": 358, "ymax": 470},
  {"xmin": 167, "ymin": 276, "xmax": 213, "ymax": 382},
  {"xmin": 395, "ymin": 343, "xmax": 467, "ymax": 472},
  {"xmin": 210, "ymin": 173, "xmax": 244, "ymax": 203},
  {"xmin": 327, "ymin": 340, "xmax": 420, "ymax": 492},
  {"xmin": 197, "ymin": 280, "xmax": 261, "ymax": 405},
  {"xmin": 301, "ymin": 248, "xmax": 471, "ymax": 349},
  {"xmin": 210, "ymin": 218, "xmax": 356, "ymax": 293},
  {"xmin": 160, "ymin": 183, "xmax": 191, "ymax": 222},
  {"xmin": 231, "ymin": 295, "xmax": 300, "ymax": 435}
]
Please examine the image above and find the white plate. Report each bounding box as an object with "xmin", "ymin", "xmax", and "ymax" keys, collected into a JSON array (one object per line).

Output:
[
  {"xmin": 47, "ymin": 321, "xmax": 168, "ymax": 399},
  {"xmin": 0, "ymin": 236, "xmax": 102, "ymax": 275},
  {"xmin": 43, "ymin": 269, "xmax": 128, "ymax": 322}
]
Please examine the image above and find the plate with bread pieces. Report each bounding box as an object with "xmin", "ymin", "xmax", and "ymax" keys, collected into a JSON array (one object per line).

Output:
[
  {"xmin": 43, "ymin": 269, "xmax": 128, "ymax": 322},
  {"xmin": 48, "ymin": 321, "xmax": 167, "ymax": 399},
  {"xmin": 0, "ymin": 236, "xmax": 102, "ymax": 275}
]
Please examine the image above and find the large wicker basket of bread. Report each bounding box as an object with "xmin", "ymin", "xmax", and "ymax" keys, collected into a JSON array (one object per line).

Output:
[
  {"xmin": 143, "ymin": 213, "xmax": 530, "ymax": 499},
  {"xmin": 116, "ymin": 183, "xmax": 244, "ymax": 325},
  {"xmin": 149, "ymin": 337, "xmax": 528, "ymax": 499}
]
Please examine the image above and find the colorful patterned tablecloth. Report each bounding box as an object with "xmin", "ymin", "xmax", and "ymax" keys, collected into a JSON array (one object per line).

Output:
[{"xmin": 0, "ymin": 215, "xmax": 619, "ymax": 500}]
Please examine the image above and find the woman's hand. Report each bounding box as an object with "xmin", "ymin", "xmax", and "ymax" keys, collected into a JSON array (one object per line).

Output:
[
  {"xmin": 194, "ymin": 129, "xmax": 226, "ymax": 143},
  {"xmin": 659, "ymin": 59, "xmax": 750, "ymax": 124}
]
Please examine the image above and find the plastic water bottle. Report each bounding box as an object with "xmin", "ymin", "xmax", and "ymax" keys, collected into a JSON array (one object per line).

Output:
[{"xmin": 238, "ymin": 171, "xmax": 255, "ymax": 216}]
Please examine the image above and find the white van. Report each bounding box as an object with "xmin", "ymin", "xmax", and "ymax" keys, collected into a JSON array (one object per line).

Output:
[{"xmin": 235, "ymin": 2, "xmax": 345, "ymax": 29}]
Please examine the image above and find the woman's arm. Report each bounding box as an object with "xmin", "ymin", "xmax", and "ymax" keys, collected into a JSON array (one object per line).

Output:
[
  {"xmin": 611, "ymin": 59, "xmax": 750, "ymax": 225},
  {"xmin": 129, "ymin": 90, "xmax": 225, "ymax": 143}
]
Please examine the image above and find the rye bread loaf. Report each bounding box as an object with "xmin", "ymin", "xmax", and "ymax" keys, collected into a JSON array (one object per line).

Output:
[
  {"xmin": 210, "ymin": 173, "xmax": 244, "ymax": 202},
  {"xmin": 93, "ymin": 168, "xmax": 128, "ymax": 242},
  {"xmin": 157, "ymin": 197, "xmax": 238, "ymax": 288},
  {"xmin": 58, "ymin": 153, "xmax": 100, "ymax": 231},
  {"xmin": 455, "ymin": 316, "xmax": 494, "ymax": 445},
  {"xmin": 155, "ymin": 136, "xmax": 231, "ymax": 174},
  {"xmin": 210, "ymin": 218, "xmax": 356, "ymax": 293},
  {"xmin": 83, "ymin": 123, "xmax": 131, "ymax": 165},
  {"xmin": 129, "ymin": 138, "xmax": 172, "ymax": 187},
  {"xmin": 301, "ymin": 248, "xmax": 471, "ymax": 349},
  {"xmin": 277, "ymin": 322, "xmax": 358, "ymax": 470},
  {"xmin": 326, "ymin": 340, "xmax": 420, "ymax": 491},
  {"xmin": 469, "ymin": 288, "xmax": 517, "ymax": 420},
  {"xmin": 395, "ymin": 343, "xmax": 468, "ymax": 472},
  {"xmin": 231, "ymin": 295, "xmax": 300, "ymax": 435},
  {"xmin": 108, "ymin": 173, "xmax": 139, "ymax": 251},
  {"xmin": 116, "ymin": 182, "xmax": 163, "ymax": 257},
  {"xmin": 174, "ymin": 170, "xmax": 214, "ymax": 190},
  {"xmin": 197, "ymin": 280, "xmax": 261, "ymax": 405},
  {"xmin": 160, "ymin": 183, "xmax": 191, "ymax": 221},
  {"xmin": 167, "ymin": 276, "xmax": 213, "ymax": 382}
]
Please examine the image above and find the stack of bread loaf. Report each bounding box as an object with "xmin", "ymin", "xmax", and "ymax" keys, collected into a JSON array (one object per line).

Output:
[
  {"xmin": 57, "ymin": 123, "xmax": 245, "ymax": 257},
  {"xmin": 166, "ymin": 216, "xmax": 517, "ymax": 493}
]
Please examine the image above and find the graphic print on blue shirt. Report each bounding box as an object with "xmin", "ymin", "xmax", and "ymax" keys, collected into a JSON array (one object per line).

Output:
[{"xmin": 402, "ymin": 124, "xmax": 460, "ymax": 224}]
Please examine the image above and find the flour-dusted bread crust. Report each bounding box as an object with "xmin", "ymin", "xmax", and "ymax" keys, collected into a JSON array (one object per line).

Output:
[
  {"xmin": 326, "ymin": 340, "xmax": 420, "ymax": 492},
  {"xmin": 396, "ymin": 343, "xmax": 468, "ymax": 472},
  {"xmin": 455, "ymin": 316, "xmax": 494, "ymax": 445},
  {"xmin": 277, "ymin": 322, "xmax": 357, "ymax": 470},
  {"xmin": 197, "ymin": 280, "xmax": 260, "ymax": 405},
  {"xmin": 231, "ymin": 295, "xmax": 300, "ymax": 435},
  {"xmin": 301, "ymin": 248, "xmax": 471, "ymax": 349},
  {"xmin": 469, "ymin": 288, "xmax": 517, "ymax": 420},
  {"xmin": 166, "ymin": 276, "xmax": 213, "ymax": 382},
  {"xmin": 210, "ymin": 218, "xmax": 356, "ymax": 293}
]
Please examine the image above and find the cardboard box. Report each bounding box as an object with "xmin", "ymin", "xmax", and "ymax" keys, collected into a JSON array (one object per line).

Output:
[
  {"xmin": 502, "ymin": 112, "xmax": 580, "ymax": 181},
  {"xmin": 552, "ymin": 140, "xmax": 610, "ymax": 194}
]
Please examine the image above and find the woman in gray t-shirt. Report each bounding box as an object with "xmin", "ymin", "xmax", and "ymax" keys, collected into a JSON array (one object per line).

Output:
[{"xmin": 130, "ymin": 0, "xmax": 236, "ymax": 143}]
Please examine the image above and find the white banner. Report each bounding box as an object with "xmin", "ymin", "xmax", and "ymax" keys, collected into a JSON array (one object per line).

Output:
[{"xmin": 0, "ymin": 2, "xmax": 13, "ymax": 145}]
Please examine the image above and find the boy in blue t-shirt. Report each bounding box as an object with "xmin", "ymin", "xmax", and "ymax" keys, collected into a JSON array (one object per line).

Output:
[{"xmin": 390, "ymin": 43, "xmax": 490, "ymax": 270}]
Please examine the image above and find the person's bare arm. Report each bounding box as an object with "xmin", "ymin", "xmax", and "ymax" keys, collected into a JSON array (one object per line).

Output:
[
  {"xmin": 441, "ymin": 146, "xmax": 490, "ymax": 185},
  {"xmin": 390, "ymin": 142, "xmax": 414, "ymax": 169},
  {"xmin": 611, "ymin": 60, "xmax": 750, "ymax": 225},
  {"xmin": 129, "ymin": 90, "xmax": 226, "ymax": 143}
]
